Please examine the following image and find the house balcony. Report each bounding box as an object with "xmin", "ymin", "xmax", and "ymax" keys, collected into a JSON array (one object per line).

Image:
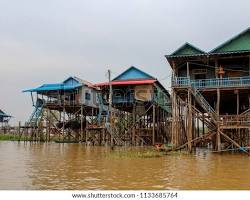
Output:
[
  {"xmin": 219, "ymin": 115, "xmax": 250, "ymax": 129},
  {"xmin": 45, "ymin": 99, "xmax": 80, "ymax": 107},
  {"xmin": 112, "ymin": 94, "xmax": 135, "ymax": 104},
  {"xmin": 172, "ymin": 76, "xmax": 250, "ymax": 89}
]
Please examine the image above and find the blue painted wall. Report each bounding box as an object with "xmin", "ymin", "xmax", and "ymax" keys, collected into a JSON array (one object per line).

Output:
[
  {"xmin": 114, "ymin": 67, "xmax": 154, "ymax": 80},
  {"xmin": 63, "ymin": 77, "xmax": 80, "ymax": 86}
]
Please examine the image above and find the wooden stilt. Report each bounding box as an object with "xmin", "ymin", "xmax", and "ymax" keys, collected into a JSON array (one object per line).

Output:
[
  {"xmin": 152, "ymin": 104, "xmax": 156, "ymax": 145},
  {"xmin": 80, "ymin": 105, "xmax": 83, "ymax": 142},
  {"xmin": 216, "ymin": 88, "xmax": 221, "ymax": 152},
  {"xmin": 132, "ymin": 103, "xmax": 136, "ymax": 145},
  {"xmin": 187, "ymin": 89, "xmax": 193, "ymax": 152}
]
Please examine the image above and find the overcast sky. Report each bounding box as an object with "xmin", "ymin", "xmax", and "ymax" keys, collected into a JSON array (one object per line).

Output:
[{"xmin": 0, "ymin": 0, "xmax": 250, "ymax": 125}]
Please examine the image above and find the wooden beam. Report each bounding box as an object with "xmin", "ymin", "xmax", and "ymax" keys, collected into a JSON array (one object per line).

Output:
[
  {"xmin": 132, "ymin": 104, "xmax": 136, "ymax": 145},
  {"xmin": 219, "ymin": 130, "xmax": 250, "ymax": 155},
  {"xmin": 249, "ymin": 55, "xmax": 250, "ymax": 76},
  {"xmin": 187, "ymin": 62, "xmax": 190, "ymax": 78},
  {"xmin": 236, "ymin": 90, "xmax": 239, "ymax": 115},
  {"xmin": 171, "ymin": 90, "xmax": 177, "ymax": 148},
  {"xmin": 216, "ymin": 88, "xmax": 221, "ymax": 151},
  {"xmin": 152, "ymin": 104, "xmax": 156, "ymax": 145},
  {"xmin": 187, "ymin": 89, "xmax": 193, "ymax": 152}
]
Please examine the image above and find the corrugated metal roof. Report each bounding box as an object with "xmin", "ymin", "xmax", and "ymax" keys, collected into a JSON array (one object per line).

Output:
[
  {"xmin": 64, "ymin": 76, "xmax": 95, "ymax": 88},
  {"xmin": 95, "ymin": 79, "xmax": 156, "ymax": 87},
  {"xmin": 167, "ymin": 28, "xmax": 250, "ymax": 59},
  {"xmin": 113, "ymin": 66, "xmax": 155, "ymax": 81},
  {"xmin": 23, "ymin": 76, "xmax": 97, "ymax": 93},
  {"xmin": 0, "ymin": 109, "xmax": 11, "ymax": 117},
  {"xmin": 23, "ymin": 83, "xmax": 82, "ymax": 92},
  {"xmin": 166, "ymin": 42, "xmax": 206, "ymax": 58},
  {"xmin": 210, "ymin": 27, "xmax": 250, "ymax": 54}
]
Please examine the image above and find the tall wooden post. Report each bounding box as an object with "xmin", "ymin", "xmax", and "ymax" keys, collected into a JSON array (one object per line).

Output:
[
  {"xmin": 187, "ymin": 89, "xmax": 193, "ymax": 152},
  {"xmin": 45, "ymin": 109, "xmax": 48, "ymax": 142},
  {"xmin": 171, "ymin": 90, "xmax": 177, "ymax": 148},
  {"xmin": 249, "ymin": 55, "xmax": 250, "ymax": 75},
  {"xmin": 216, "ymin": 88, "xmax": 221, "ymax": 151},
  {"xmin": 152, "ymin": 104, "xmax": 156, "ymax": 145},
  {"xmin": 132, "ymin": 103, "xmax": 136, "ymax": 145},
  {"xmin": 108, "ymin": 69, "xmax": 113, "ymax": 147},
  {"xmin": 18, "ymin": 121, "xmax": 21, "ymax": 141},
  {"xmin": 236, "ymin": 90, "xmax": 240, "ymax": 147},
  {"xmin": 202, "ymin": 113, "xmax": 205, "ymax": 136},
  {"xmin": 85, "ymin": 123, "xmax": 88, "ymax": 145},
  {"xmin": 236, "ymin": 90, "xmax": 239, "ymax": 115},
  {"xmin": 62, "ymin": 107, "xmax": 65, "ymax": 141},
  {"xmin": 80, "ymin": 105, "xmax": 83, "ymax": 142},
  {"xmin": 187, "ymin": 62, "xmax": 190, "ymax": 78}
]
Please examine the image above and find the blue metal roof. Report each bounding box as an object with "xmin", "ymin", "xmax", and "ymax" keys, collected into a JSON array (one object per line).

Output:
[
  {"xmin": 23, "ymin": 83, "xmax": 82, "ymax": 92},
  {"xmin": 23, "ymin": 76, "xmax": 85, "ymax": 93},
  {"xmin": 0, "ymin": 110, "xmax": 11, "ymax": 118}
]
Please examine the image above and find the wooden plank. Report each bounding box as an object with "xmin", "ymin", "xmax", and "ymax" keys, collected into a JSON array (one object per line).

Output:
[{"xmin": 219, "ymin": 130, "xmax": 250, "ymax": 155}]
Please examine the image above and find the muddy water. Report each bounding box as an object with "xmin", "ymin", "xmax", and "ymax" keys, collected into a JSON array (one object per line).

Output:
[{"xmin": 0, "ymin": 141, "xmax": 250, "ymax": 190}]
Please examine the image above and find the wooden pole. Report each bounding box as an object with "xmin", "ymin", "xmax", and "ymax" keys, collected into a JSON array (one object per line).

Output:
[
  {"xmin": 62, "ymin": 107, "xmax": 65, "ymax": 141},
  {"xmin": 108, "ymin": 69, "xmax": 113, "ymax": 147},
  {"xmin": 236, "ymin": 90, "xmax": 240, "ymax": 148},
  {"xmin": 45, "ymin": 109, "xmax": 48, "ymax": 142},
  {"xmin": 152, "ymin": 104, "xmax": 156, "ymax": 145},
  {"xmin": 202, "ymin": 113, "xmax": 205, "ymax": 136},
  {"xmin": 216, "ymin": 88, "xmax": 221, "ymax": 151},
  {"xmin": 236, "ymin": 90, "xmax": 239, "ymax": 115},
  {"xmin": 132, "ymin": 103, "xmax": 136, "ymax": 145},
  {"xmin": 171, "ymin": 90, "xmax": 176, "ymax": 148},
  {"xmin": 187, "ymin": 89, "xmax": 193, "ymax": 152},
  {"xmin": 249, "ymin": 55, "xmax": 250, "ymax": 76},
  {"xmin": 18, "ymin": 121, "xmax": 21, "ymax": 141},
  {"xmin": 80, "ymin": 105, "xmax": 83, "ymax": 142}
]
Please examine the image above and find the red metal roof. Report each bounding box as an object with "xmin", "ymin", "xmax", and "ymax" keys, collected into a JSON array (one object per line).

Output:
[{"xmin": 94, "ymin": 79, "xmax": 156, "ymax": 87}]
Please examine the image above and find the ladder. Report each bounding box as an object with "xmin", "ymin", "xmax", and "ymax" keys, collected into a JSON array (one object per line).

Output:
[
  {"xmin": 191, "ymin": 106, "xmax": 216, "ymax": 131},
  {"xmin": 27, "ymin": 100, "xmax": 44, "ymax": 127},
  {"xmin": 97, "ymin": 93, "xmax": 109, "ymax": 125},
  {"xmin": 105, "ymin": 123, "xmax": 124, "ymax": 145},
  {"xmin": 189, "ymin": 86, "xmax": 218, "ymax": 124},
  {"xmin": 97, "ymin": 92, "xmax": 123, "ymax": 145}
]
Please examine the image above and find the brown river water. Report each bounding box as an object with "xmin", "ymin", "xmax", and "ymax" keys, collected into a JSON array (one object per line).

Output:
[{"xmin": 0, "ymin": 141, "xmax": 250, "ymax": 190}]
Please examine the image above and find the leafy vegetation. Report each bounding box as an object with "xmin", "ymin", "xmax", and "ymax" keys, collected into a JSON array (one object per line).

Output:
[
  {"xmin": 0, "ymin": 134, "xmax": 30, "ymax": 141},
  {"xmin": 109, "ymin": 149, "xmax": 167, "ymax": 158}
]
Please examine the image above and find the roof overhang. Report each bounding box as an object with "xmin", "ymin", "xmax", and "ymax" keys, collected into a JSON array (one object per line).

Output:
[
  {"xmin": 23, "ymin": 83, "xmax": 82, "ymax": 93},
  {"xmin": 94, "ymin": 79, "xmax": 157, "ymax": 87}
]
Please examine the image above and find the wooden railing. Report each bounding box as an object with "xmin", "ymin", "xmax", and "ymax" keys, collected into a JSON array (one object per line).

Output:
[
  {"xmin": 219, "ymin": 115, "xmax": 250, "ymax": 127},
  {"xmin": 45, "ymin": 100, "xmax": 80, "ymax": 106},
  {"xmin": 172, "ymin": 76, "xmax": 250, "ymax": 89}
]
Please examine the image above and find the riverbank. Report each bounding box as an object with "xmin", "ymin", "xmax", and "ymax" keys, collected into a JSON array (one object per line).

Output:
[{"xmin": 0, "ymin": 133, "xmax": 26, "ymax": 141}]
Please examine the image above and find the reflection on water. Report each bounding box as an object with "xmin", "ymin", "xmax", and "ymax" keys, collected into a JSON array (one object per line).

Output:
[{"xmin": 0, "ymin": 141, "xmax": 250, "ymax": 190}]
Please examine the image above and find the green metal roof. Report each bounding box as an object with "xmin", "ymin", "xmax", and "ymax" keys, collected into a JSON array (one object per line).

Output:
[
  {"xmin": 210, "ymin": 27, "xmax": 250, "ymax": 54},
  {"xmin": 167, "ymin": 42, "xmax": 206, "ymax": 58}
]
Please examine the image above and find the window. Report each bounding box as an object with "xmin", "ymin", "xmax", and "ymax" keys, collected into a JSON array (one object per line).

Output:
[
  {"xmin": 195, "ymin": 74, "xmax": 206, "ymax": 80},
  {"xmin": 85, "ymin": 92, "xmax": 91, "ymax": 100},
  {"xmin": 193, "ymin": 69, "xmax": 207, "ymax": 74}
]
